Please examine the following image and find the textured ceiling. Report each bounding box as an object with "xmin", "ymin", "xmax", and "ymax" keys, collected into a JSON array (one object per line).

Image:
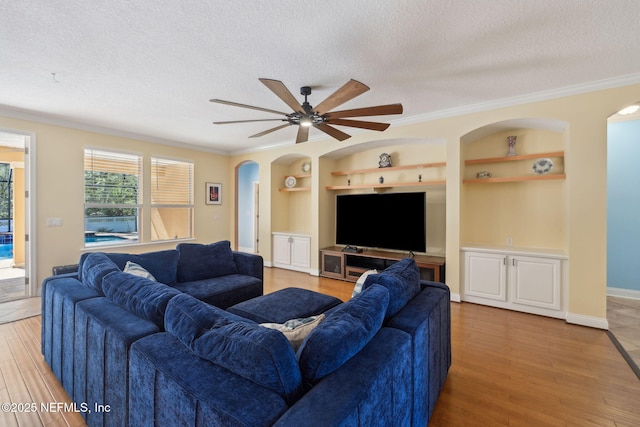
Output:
[{"xmin": 1, "ymin": 0, "xmax": 640, "ymax": 154}]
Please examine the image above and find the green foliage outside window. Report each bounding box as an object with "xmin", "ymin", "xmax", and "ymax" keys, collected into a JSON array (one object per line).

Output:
[{"xmin": 84, "ymin": 171, "xmax": 138, "ymax": 217}]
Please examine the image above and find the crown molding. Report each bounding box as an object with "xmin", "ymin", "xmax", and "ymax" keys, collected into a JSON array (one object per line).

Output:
[
  {"xmin": 3, "ymin": 73, "xmax": 640, "ymax": 157},
  {"xmin": 394, "ymin": 73, "xmax": 640, "ymax": 127},
  {"xmin": 0, "ymin": 104, "xmax": 229, "ymax": 155}
]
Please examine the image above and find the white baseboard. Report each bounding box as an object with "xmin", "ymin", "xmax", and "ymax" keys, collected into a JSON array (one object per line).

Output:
[
  {"xmin": 264, "ymin": 261, "xmax": 273, "ymax": 268},
  {"xmin": 566, "ymin": 313, "xmax": 609, "ymax": 330},
  {"xmin": 450, "ymin": 293, "xmax": 461, "ymax": 303},
  {"xmin": 607, "ymin": 287, "xmax": 640, "ymax": 300}
]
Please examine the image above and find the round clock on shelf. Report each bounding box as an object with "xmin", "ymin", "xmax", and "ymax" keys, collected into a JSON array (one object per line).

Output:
[
  {"xmin": 285, "ymin": 176, "xmax": 297, "ymax": 188},
  {"xmin": 301, "ymin": 161, "xmax": 311, "ymax": 173}
]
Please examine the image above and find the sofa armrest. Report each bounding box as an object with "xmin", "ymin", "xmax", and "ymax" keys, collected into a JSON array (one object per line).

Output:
[
  {"xmin": 387, "ymin": 284, "xmax": 451, "ymax": 425},
  {"xmin": 232, "ymin": 251, "xmax": 263, "ymax": 281},
  {"xmin": 274, "ymin": 328, "xmax": 412, "ymax": 427},
  {"xmin": 420, "ymin": 279, "xmax": 450, "ymax": 294}
]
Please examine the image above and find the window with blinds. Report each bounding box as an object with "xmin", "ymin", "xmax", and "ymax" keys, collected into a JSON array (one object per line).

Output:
[
  {"xmin": 150, "ymin": 157, "xmax": 194, "ymax": 241},
  {"xmin": 84, "ymin": 148, "xmax": 141, "ymax": 246}
]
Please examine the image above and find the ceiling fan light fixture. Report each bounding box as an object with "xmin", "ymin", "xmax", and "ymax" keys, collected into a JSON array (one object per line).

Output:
[{"xmin": 211, "ymin": 78, "xmax": 403, "ymax": 144}]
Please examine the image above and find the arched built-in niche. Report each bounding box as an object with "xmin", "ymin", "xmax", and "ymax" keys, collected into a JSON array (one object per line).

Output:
[
  {"xmin": 459, "ymin": 117, "xmax": 570, "ymax": 319},
  {"xmin": 235, "ymin": 161, "xmax": 259, "ymax": 253},
  {"xmin": 270, "ymin": 154, "xmax": 312, "ymax": 235},
  {"xmin": 460, "ymin": 118, "xmax": 568, "ymax": 249},
  {"xmin": 319, "ymin": 137, "xmax": 447, "ymax": 255}
]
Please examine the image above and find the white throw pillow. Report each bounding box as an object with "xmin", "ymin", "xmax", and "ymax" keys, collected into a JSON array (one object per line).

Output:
[
  {"xmin": 261, "ymin": 314, "xmax": 325, "ymax": 351},
  {"xmin": 123, "ymin": 261, "xmax": 156, "ymax": 281},
  {"xmin": 352, "ymin": 269, "xmax": 377, "ymax": 298}
]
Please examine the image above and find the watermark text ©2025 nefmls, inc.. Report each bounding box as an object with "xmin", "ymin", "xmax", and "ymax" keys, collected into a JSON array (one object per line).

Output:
[{"xmin": 1, "ymin": 401, "xmax": 111, "ymax": 414}]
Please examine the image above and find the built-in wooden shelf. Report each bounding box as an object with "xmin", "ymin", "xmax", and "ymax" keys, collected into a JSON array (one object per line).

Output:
[
  {"xmin": 328, "ymin": 162, "xmax": 446, "ymax": 190},
  {"xmin": 326, "ymin": 180, "xmax": 446, "ymax": 190},
  {"xmin": 331, "ymin": 162, "xmax": 446, "ymax": 176},
  {"xmin": 463, "ymin": 174, "xmax": 566, "ymax": 184},
  {"xmin": 284, "ymin": 173, "xmax": 312, "ymax": 179},
  {"xmin": 279, "ymin": 187, "xmax": 311, "ymax": 192},
  {"xmin": 464, "ymin": 151, "xmax": 564, "ymax": 165},
  {"xmin": 464, "ymin": 151, "xmax": 565, "ymax": 183}
]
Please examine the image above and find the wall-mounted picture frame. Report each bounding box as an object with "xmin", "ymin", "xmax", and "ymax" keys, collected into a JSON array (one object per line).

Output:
[{"xmin": 206, "ymin": 182, "xmax": 222, "ymax": 205}]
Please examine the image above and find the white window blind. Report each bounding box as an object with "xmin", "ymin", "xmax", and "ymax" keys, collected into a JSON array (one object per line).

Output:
[
  {"xmin": 151, "ymin": 158, "xmax": 193, "ymax": 205},
  {"xmin": 151, "ymin": 157, "xmax": 194, "ymax": 241}
]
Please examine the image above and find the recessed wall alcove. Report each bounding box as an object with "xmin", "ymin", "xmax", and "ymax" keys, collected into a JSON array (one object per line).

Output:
[{"xmin": 460, "ymin": 118, "xmax": 568, "ymax": 250}]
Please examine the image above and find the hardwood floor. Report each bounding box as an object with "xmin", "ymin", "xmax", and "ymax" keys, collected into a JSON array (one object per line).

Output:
[{"xmin": 0, "ymin": 267, "xmax": 638, "ymax": 426}]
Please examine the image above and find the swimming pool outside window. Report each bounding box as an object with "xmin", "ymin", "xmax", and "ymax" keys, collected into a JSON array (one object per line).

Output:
[{"xmin": 84, "ymin": 148, "xmax": 141, "ymax": 246}]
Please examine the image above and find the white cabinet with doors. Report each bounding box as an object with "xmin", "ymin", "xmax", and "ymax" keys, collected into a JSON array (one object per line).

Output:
[
  {"xmin": 462, "ymin": 247, "xmax": 567, "ymax": 319},
  {"xmin": 272, "ymin": 233, "xmax": 311, "ymax": 273}
]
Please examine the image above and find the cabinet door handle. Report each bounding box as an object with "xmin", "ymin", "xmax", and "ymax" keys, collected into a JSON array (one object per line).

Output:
[
  {"xmin": 503, "ymin": 257, "xmax": 506, "ymax": 265},
  {"xmin": 512, "ymin": 258, "xmax": 516, "ymax": 267}
]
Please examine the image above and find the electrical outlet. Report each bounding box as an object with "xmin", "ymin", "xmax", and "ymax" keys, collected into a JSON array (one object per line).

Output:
[
  {"xmin": 507, "ymin": 236, "xmax": 513, "ymax": 246},
  {"xmin": 47, "ymin": 218, "xmax": 63, "ymax": 227}
]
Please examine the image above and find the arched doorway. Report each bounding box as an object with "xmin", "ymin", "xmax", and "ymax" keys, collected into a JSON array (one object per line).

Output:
[
  {"xmin": 606, "ymin": 103, "xmax": 640, "ymax": 371},
  {"xmin": 236, "ymin": 161, "xmax": 259, "ymax": 253}
]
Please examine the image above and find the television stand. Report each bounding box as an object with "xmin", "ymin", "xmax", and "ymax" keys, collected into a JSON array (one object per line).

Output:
[{"xmin": 320, "ymin": 246, "xmax": 445, "ymax": 283}]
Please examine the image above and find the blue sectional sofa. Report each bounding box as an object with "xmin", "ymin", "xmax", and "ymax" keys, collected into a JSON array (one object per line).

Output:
[{"xmin": 41, "ymin": 242, "xmax": 451, "ymax": 427}]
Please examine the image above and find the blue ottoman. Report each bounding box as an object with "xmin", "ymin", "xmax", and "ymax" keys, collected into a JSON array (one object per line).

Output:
[{"xmin": 227, "ymin": 287, "xmax": 343, "ymax": 323}]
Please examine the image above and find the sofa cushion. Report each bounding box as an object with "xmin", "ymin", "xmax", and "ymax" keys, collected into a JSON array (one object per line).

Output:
[
  {"xmin": 362, "ymin": 258, "xmax": 421, "ymax": 318},
  {"xmin": 172, "ymin": 274, "xmax": 263, "ymax": 309},
  {"xmin": 102, "ymin": 250, "xmax": 179, "ymax": 286},
  {"xmin": 102, "ymin": 270, "xmax": 181, "ymax": 329},
  {"xmin": 190, "ymin": 305, "xmax": 302, "ymax": 404},
  {"xmin": 227, "ymin": 287, "xmax": 342, "ymax": 324},
  {"xmin": 80, "ymin": 252, "xmax": 120, "ymax": 295},
  {"xmin": 165, "ymin": 293, "xmax": 253, "ymax": 348},
  {"xmin": 261, "ymin": 314, "xmax": 325, "ymax": 351},
  {"xmin": 297, "ymin": 284, "xmax": 389, "ymax": 388},
  {"xmin": 176, "ymin": 241, "xmax": 238, "ymax": 282}
]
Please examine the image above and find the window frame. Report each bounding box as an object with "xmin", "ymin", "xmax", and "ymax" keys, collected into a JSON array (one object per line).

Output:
[
  {"xmin": 150, "ymin": 155, "xmax": 194, "ymax": 242},
  {"xmin": 83, "ymin": 147, "xmax": 143, "ymax": 247}
]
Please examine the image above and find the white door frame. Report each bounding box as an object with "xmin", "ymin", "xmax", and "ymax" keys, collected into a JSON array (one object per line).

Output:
[{"xmin": 0, "ymin": 128, "xmax": 35, "ymax": 297}]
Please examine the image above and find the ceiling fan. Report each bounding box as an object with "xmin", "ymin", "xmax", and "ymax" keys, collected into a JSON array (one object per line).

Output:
[{"xmin": 210, "ymin": 78, "xmax": 403, "ymax": 144}]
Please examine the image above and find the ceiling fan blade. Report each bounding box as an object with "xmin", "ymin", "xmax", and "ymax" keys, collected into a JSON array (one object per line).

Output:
[
  {"xmin": 313, "ymin": 79, "xmax": 370, "ymax": 115},
  {"xmin": 213, "ymin": 118, "xmax": 285, "ymax": 124},
  {"xmin": 327, "ymin": 118, "xmax": 390, "ymax": 132},
  {"xmin": 326, "ymin": 103, "xmax": 403, "ymax": 119},
  {"xmin": 249, "ymin": 123, "xmax": 291, "ymax": 138},
  {"xmin": 259, "ymin": 78, "xmax": 304, "ymax": 113},
  {"xmin": 314, "ymin": 123, "xmax": 351, "ymax": 141},
  {"xmin": 296, "ymin": 126, "xmax": 309, "ymax": 144},
  {"xmin": 209, "ymin": 99, "xmax": 288, "ymax": 116}
]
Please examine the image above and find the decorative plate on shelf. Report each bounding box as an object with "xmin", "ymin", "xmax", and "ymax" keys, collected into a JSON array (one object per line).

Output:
[
  {"xmin": 285, "ymin": 176, "xmax": 297, "ymax": 188},
  {"xmin": 532, "ymin": 158, "xmax": 554, "ymax": 175},
  {"xmin": 301, "ymin": 161, "xmax": 311, "ymax": 173}
]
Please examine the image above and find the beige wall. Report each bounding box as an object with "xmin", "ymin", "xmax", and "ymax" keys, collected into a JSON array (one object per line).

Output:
[
  {"xmin": 230, "ymin": 83, "xmax": 640, "ymax": 325},
  {"xmin": 1, "ymin": 82, "xmax": 638, "ymax": 325},
  {"xmin": 0, "ymin": 116, "xmax": 231, "ymax": 288}
]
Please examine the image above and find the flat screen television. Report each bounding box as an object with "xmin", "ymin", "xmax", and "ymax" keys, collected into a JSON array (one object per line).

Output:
[{"xmin": 336, "ymin": 192, "xmax": 426, "ymax": 253}]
